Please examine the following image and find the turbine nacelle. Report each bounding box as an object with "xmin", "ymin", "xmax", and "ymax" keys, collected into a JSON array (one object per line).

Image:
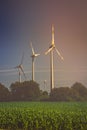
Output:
[
  {"xmin": 15, "ymin": 54, "xmax": 26, "ymax": 82},
  {"xmin": 30, "ymin": 42, "xmax": 40, "ymax": 58},
  {"xmin": 45, "ymin": 24, "xmax": 64, "ymax": 92},
  {"xmin": 45, "ymin": 25, "xmax": 64, "ymax": 60},
  {"xmin": 45, "ymin": 44, "xmax": 55, "ymax": 55},
  {"xmin": 15, "ymin": 64, "xmax": 22, "ymax": 69},
  {"xmin": 45, "ymin": 44, "xmax": 64, "ymax": 60},
  {"xmin": 30, "ymin": 42, "xmax": 40, "ymax": 81},
  {"xmin": 31, "ymin": 53, "xmax": 40, "ymax": 58}
]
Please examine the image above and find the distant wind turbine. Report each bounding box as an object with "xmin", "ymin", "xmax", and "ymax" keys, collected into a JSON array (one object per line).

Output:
[
  {"xmin": 45, "ymin": 25, "xmax": 64, "ymax": 92},
  {"xmin": 30, "ymin": 42, "xmax": 40, "ymax": 81},
  {"xmin": 44, "ymin": 80, "xmax": 47, "ymax": 90},
  {"xmin": 15, "ymin": 53, "xmax": 26, "ymax": 83}
]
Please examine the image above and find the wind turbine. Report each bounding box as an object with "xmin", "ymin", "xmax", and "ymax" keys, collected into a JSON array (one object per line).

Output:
[
  {"xmin": 30, "ymin": 42, "xmax": 40, "ymax": 81},
  {"xmin": 44, "ymin": 80, "xmax": 47, "ymax": 90},
  {"xmin": 45, "ymin": 25, "xmax": 64, "ymax": 92},
  {"xmin": 15, "ymin": 54, "xmax": 26, "ymax": 83}
]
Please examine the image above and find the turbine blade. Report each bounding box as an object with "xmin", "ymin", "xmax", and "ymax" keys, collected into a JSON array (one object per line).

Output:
[
  {"xmin": 20, "ymin": 65, "xmax": 26, "ymax": 80},
  {"xmin": 55, "ymin": 48, "xmax": 64, "ymax": 60},
  {"xmin": 52, "ymin": 24, "xmax": 55, "ymax": 46},
  {"xmin": 45, "ymin": 47, "xmax": 54, "ymax": 55},
  {"xmin": 30, "ymin": 42, "xmax": 35, "ymax": 55},
  {"xmin": 21, "ymin": 52, "xmax": 24, "ymax": 65},
  {"xmin": 35, "ymin": 54, "xmax": 40, "ymax": 57}
]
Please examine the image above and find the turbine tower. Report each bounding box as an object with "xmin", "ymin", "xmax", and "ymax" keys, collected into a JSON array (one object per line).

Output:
[
  {"xmin": 30, "ymin": 42, "xmax": 40, "ymax": 81},
  {"xmin": 45, "ymin": 25, "xmax": 64, "ymax": 92},
  {"xmin": 15, "ymin": 54, "xmax": 26, "ymax": 83}
]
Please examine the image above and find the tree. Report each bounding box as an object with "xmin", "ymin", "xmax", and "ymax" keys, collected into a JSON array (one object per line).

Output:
[
  {"xmin": 39, "ymin": 90, "xmax": 49, "ymax": 101},
  {"xmin": 71, "ymin": 82, "xmax": 87, "ymax": 100},
  {"xmin": 50, "ymin": 87, "xmax": 71, "ymax": 101},
  {"xmin": 10, "ymin": 81, "xmax": 40, "ymax": 101},
  {"xmin": 49, "ymin": 85, "xmax": 84, "ymax": 101},
  {"xmin": 10, "ymin": 82, "xmax": 22, "ymax": 101},
  {"xmin": 0, "ymin": 83, "xmax": 10, "ymax": 101}
]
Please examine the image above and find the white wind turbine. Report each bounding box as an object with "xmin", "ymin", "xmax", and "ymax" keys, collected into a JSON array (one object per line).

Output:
[
  {"xmin": 30, "ymin": 42, "xmax": 40, "ymax": 81},
  {"xmin": 45, "ymin": 25, "xmax": 64, "ymax": 92},
  {"xmin": 15, "ymin": 54, "xmax": 26, "ymax": 83}
]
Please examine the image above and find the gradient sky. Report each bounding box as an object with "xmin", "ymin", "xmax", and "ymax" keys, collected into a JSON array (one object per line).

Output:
[{"xmin": 0, "ymin": 0, "xmax": 87, "ymax": 91}]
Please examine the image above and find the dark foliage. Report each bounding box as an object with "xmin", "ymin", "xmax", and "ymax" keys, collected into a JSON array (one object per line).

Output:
[
  {"xmin": 0, "ymin": 83, "xmax": 10, "ymax": 101},
  {"xmin": 10, "ymin": 80, "xmax": 40, "ymax": 101},
  {"xmin": 50, "ymin": 82, "xmax": 87, "ymax": 101},
  {"xmin": 0, "ymin": 82, "xmax": 87, "ymax": 101}
]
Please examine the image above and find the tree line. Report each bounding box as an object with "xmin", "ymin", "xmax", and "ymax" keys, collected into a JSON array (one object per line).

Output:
[{"xmin": 0, "ymin": 81, "xmax": 87, "ymax": 102}]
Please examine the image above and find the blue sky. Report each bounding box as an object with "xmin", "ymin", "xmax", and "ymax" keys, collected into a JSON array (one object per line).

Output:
[{"xmin": 0, "ymin": 0, "xmax": 87, "ymax": 91}]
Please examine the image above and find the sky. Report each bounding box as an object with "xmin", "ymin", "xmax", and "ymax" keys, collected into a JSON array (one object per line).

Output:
[{"xmin": 0, "ymin": 0, "xmax": 87, "ymax": 91}]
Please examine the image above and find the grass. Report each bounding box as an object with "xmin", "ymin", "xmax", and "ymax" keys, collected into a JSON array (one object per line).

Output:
[{"xmin": 0, "ymin": 102, "xmax": 87, "ymax": 130}]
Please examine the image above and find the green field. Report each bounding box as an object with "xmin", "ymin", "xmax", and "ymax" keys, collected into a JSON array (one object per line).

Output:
[{"xmin": 0, "ymin": 102, "xmax": 87, "ymax": 130}]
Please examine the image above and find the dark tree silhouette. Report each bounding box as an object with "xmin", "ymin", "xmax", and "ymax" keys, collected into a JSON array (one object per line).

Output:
[
  {"xmin": 50, "ymin": 82, "xmax": 87, "ymax": 101},
  {"xmin": 0, "ymin": 81, "xmax": 87, "ymax": 102},
  {"xmin": 50, "ymin": 87, "xmax": 71, "ymax": 101},
  {"xmin": 10, "ymin": 80, "xmax": 40, "ymax": 101},
  {"xmin": 71, "ymin": 82, "xmax": 87, "ymax": 100},
  {"xmin": 0, "ymin": 83, "xmax": 10, "ymax": 101}
]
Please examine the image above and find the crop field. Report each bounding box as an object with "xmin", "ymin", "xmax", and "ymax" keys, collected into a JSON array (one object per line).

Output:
[{"xmin": 0, "ymin": 102, "xmax": 87, "ymax": 130}]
